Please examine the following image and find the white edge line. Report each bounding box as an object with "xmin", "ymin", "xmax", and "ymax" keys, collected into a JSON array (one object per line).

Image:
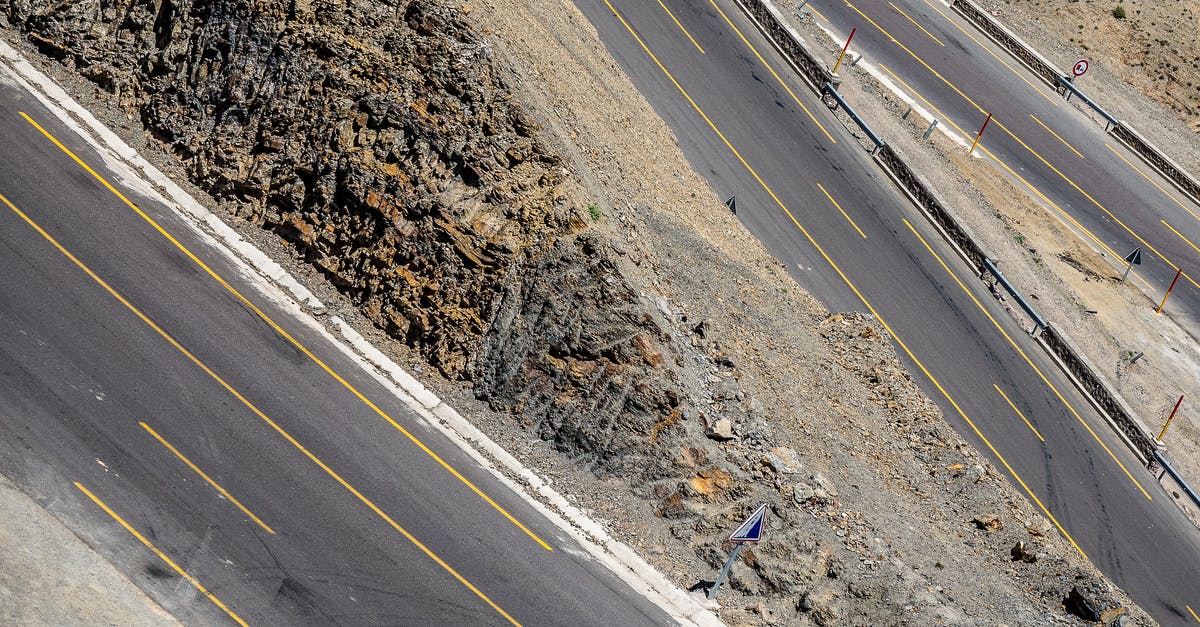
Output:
[{"xmin": 0, "ymin": 39, "xmax": 721, "ymax": 626}]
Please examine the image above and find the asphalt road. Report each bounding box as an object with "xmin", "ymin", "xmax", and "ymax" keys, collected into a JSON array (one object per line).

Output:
[
  {"xmin": 576, "ymin": 0, "xmax": 1200, "ymax": 622},
  {"xmin": 811, "ymin": 0, "xmax": 1200, "ymax": 339},
  {"xmin": 0, "ymin": 72, "xmax": 674, "ymax": 624}
]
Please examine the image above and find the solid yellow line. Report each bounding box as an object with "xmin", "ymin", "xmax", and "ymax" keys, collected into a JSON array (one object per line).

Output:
[
  {"xmin": 1161, "ymin": 219, "xmax": 1200, "ymax": 256},
  {"xmin": 1106, "ymin": 143, "xmax": 1200, "ymax": 225},
  {"xmin": 993, "ymin": 384, "xmax": 1045, "ymax": 442},
  {"xmin": 918, "ymin": 0, "xmax": 1058, "ymax": 107},
  {"xmin": 1029, "ymin": 114, "xmax": 1084, "ymax": 160},
  {"xmin": 74, "ymin": 482, "xmax": 249, "ymax": 627},
  {"xmin": 706, "ymin": 0, "xmax": 838, "ymax": 144},
  {"xmin": 18, "ymin": 112, "xmax": 551, "ymax": 553},
  {"xmin": 1188, "ymin": 604, "xmax": 1199, "ymax": 623},
  {"xmin": 850, "ymin": 6, "xmax": 1195, "ymax": 295},
  {"xmin": 601, "ymin": 0, "xmax": 1086, "ymax": 558},
  {"xmin": 139, "ymin": 422, "xmax": 275, "ymax": 535},
  {"xmin": 817, "ymin": 183, "xmax": 867, "ymax": 238},
  {"xmin": 2, "ymin": 193, "xmax": 521, "ymax": 626},
  {"xmin": 990, "ymin": 114, "xmax": 1200, "ymax": 293},
  {"xmin": 888, "ymin": 1, "xmax": 944, "ymax": 47},
  {"xmin": 877, "ymin": 63, "xmax": 1156, "ymax": 293},
  {"xmin": 809, "ymin": 5, "xmax": 829, "ymax": 22},
  {"xmin": 657, "ymin": 0, "xmax": 705, "ymax": 54},
  {"xmin": 902, "ymin": 218, "xmax": 1152, "ymax": 500}
]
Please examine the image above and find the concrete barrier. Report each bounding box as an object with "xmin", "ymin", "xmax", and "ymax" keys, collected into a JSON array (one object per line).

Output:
[
  {"xmin": 1037, "ymin": 325, "xmax": 1158, "ymax": 463},
  {"xmin": 736, "ymin": 0, "xmax": 1165, "ymax": 471},
  {"xmin": 949, "ymin": 0, "xmax": 1065, "ymax": 91},
  {"xmin": 735, "ymin": 0, "xmax": 834, "ymax": 93},
  {"xmin": 1110, "ymin": 123, "xmax": 1200, "ymax": 208}
]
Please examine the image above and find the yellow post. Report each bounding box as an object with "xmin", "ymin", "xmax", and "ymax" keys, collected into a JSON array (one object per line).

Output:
[
  {"xmin": 1158, "ymin": 395, "xmax": 1184, "ymax": 442},
  {"xmin": 969, "ymin": 112, "xmax": 992, "ymax": 156},
  {"xmin": 1157, "ymin": 268, "xmax": 1183, "ymax": 314},
  {"xmin": 833, "ymin": 27, "xmax": 856, "ymax": 74}
]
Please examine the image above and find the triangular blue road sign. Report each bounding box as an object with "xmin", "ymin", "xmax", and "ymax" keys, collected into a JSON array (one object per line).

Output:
[
  {"xmin": 1124, "ymin": 247, "xmax": 1142, "ymax": 266},
  {"xmin": 728, "ymin": 503, "xmax": 768, "ymax": 543}
]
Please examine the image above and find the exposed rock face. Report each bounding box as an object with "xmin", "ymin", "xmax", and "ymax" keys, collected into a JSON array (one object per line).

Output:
[{"xmin": 0, "ymin": 0, "xmax": 683, "ymax": 473}]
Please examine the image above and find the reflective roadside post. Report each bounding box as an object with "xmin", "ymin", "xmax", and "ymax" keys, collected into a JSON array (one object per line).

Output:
[{"xmin": 707, "ymin": 503, "xmax": 768, "ymax": 599}]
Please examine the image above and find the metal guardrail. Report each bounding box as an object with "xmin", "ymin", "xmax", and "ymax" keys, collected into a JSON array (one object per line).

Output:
[
  {"xmin": 1056, "ymin": 76, "xmax": 1119, "ymax": 129},
  {"xmin": 822, "ymin": 83, "xmax": 884, "ymax": 153},
  {"xmin": 1155, "ymin": 451, "xmax": 1200, "ymax": 510},
  {"xmin": 982, "ymin": 258, "xmax": 1047, "ymax": 333}
]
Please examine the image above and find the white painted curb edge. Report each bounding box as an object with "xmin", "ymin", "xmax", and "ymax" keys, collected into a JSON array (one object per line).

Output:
[{"xmin": 0, "ymin": 38, "xmax": 721, "ymax": 626}]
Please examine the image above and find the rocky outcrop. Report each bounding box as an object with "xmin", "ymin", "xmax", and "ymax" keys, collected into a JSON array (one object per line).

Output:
[{"xmin": 0, "ymin": 0, "xmax": 689, "ymax": 473}]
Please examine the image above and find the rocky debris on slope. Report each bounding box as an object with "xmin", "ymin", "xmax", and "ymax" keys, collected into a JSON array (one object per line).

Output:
[
  {"xmin": 0, "ymin": 0, "xmax": 695, "ymax": 477},
  {"xmin": 0, "ymin": 0, "xmax": 1154, "ymax": 622}
]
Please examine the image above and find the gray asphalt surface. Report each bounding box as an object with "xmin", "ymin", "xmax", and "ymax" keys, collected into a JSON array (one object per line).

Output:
[
  {"xmin": 815, "ymin": 0, "xmax": 1200, "ymax": 341},
  {"xmin": 0, "ymin": 75, "xmax": 673, "ymax": 625},
  {"xmin": 576, "ymin": 0, "xmax": 1200, "ymax": 623}
]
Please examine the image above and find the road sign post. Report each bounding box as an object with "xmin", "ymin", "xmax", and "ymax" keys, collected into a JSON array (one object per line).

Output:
[
  {"xmin": 707, "ymin": 503, "xmax": 767, "ymax": 599},
  {"xmin": 1158, "ymin": 395, "xmax": 1184, "ymax": 444},
  {"xmin": 833, "ymin": 27, "xmax": 856, "ymax": 74},
  {"xmin": 1156, "ymin": 267, "xmax": 1183, "ymax": 314},
  {"xmin": 1121, "ymin": 246, "xmax": 1142, "ymax": 282},
  {"xmin": 969, "ymin": 112, "xmax": 992, "ymax": 156}
]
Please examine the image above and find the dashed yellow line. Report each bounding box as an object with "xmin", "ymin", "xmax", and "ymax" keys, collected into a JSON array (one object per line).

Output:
[
  {"xmin": 848, "ymin": 1, "xmax": 1195, "ymax": 295},
  {"xmin": 2, "ymin": 193, "xmax": 522, "ymax": 626},
  {"xmin": 657, "ymin": 0, "xmax": 705, "ymax": 54},
  {"xmin": 902, "ymin": 218, "xmax": 1151, "ymax": 500},
  {"xmin": 1161, "ymin": 219, "xmax": 1200, "ymax": 257},
  {"xmin": 19, "ymin": 111, "xmax": 551, "ymax": 553},
  {"xmin": 818, "ymin": 183, "xmax": 867, "ymax": 238},
  {"xmin": 993, "ymin": 384, "xmax": 1045, "ymax": 442},
  {"xmin": 707, "ymin": 0, "xmax": 837, "ymax": 144},
  {"xmin": 602, "ymin": 0, "xmax": 1086, "ymax": 558},
  {"xmin": 888, "ymin": 1, "xmax": 944, "ymax": 47},
  {"xmin": 75, "ymin": 482, "xmax": 249, "ymax": 627},
  {"xmin": 141, "ymin": 422, "xmax": 275, "ymax": 534},
  {"xmin": 1030, "ymin": 114, "xmax": 1084, "ymax": 159},
  {"xmin": 877, "ymin": 63, "xmax": 1155, "ymax": 293},
  {"xmin": 1106, "ymin": 143, "xmax": 1200, "ymax": 225},
  {"xmin": 918, "ymin": 0, "xmax": 1058, "ymax": 106}
]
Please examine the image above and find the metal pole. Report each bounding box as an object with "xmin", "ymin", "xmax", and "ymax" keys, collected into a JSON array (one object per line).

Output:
[
  {"xmin": 707, "ymin": 543, "xmax": 745, "ymax": 599},
  {"xmin": 922, "ymin": 119, "xmax": 939, "ymax": 140},
  {"xmin": 1156, "ymin": 267, "xmax": 1183, "ymax": 314},
  {"xmin": 969, "ymin": 112, "xmax": 992, "ymax": 156},
  {"xmin": 1120, "ymin": 262, "xmax": 1133, "ymax": 283},
  {"xmin": 1158, "ymin": 395, "xmax": 1184, "ymax": 442},
  {"xmin": 832, "ymin": 27, "xmax": 856, "ymax": 74}
]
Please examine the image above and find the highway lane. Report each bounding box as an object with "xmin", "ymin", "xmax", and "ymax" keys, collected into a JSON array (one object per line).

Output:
[
  {"xmin": 810, "ymin": 0, "xmax": 1200, "ymax": 332},
  {"xmin": 577, "ymin": 0, "xmax": 1200, "ymax": 622},
  {"xmin": 0, "ymin": 72, "xmax": 674, "ymax": 624}
]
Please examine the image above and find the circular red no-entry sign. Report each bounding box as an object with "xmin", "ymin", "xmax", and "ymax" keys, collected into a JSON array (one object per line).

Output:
[{"xmin": 1072, "ymin": 58, "xmax": 1089, "ymax": 77}]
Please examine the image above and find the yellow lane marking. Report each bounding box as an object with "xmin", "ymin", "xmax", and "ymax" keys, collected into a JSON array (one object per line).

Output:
[
  {"xmin": 601, "ymin": 0, "xmax": 1086, "ymax": 557},
  {"xmin": 1106, "ymin": 143, "xmax": 1200, "ymax": 225},
  {"xmin": 918, "ymin": 0, "xmax": 1058, "ymax": 107},
  {"xmin": 989, "ymin": 114, "xmax": 1200, "ymax": 293},
  {"xmin": 817, "ymin": 183, "xmax": 867, "ymax": 238},
  {"xmin": 707, "ymin": 0, "xmax": 837, "ymax": 144},
  {"xmin": 2, "ymin": 193, "xmax": 522, "ymax": 626},
  {"xmin": 807, "ymin": 4, "xmax": 829, "ymax": 22},
  {"xmin": 848, "ymin": 1, "xmax": 1195, "ymax": 295},
  {"xmin": 888, "ymin": 1, "xmax": 944, "ymax": 47},
  {"xmin": 902, "ymin": 218, "xmax": 1152, "ymax": 500},
  {"xmin": 19, "ymin": 112, "xmax": 551, "ymax": 552},
  {"xmin": 657, "ymin": 0, "xmax": 705, "ymax": 54},
  {"xmin": 140, "ymin": 422, "xmax": 276, "ymax": 534},
  {"xmin": 877, "ymin": 64, "xmax": 1156, "ymax": 293},
  {"xmin": 74, "ymin": 482, "xmax": 249, "ymax": 627},
  {"xmin": 1029, "ymin": 114, "xmax": 1084, "ymax": 159},
  {"xmin": 1162, "ymin": 220, "xmax": 1200, "ymax": 257},
  {"xmin": 993, "ymin": 384, "xmax": 1045, "ymax": 442},
  {"xmin": 1188, "ymin": 604, "xmax": 1199, "ymax": 623}
]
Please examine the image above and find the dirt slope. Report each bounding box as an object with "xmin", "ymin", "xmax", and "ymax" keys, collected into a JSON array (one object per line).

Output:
[{"xmin": 0, "ymin": 0, "xmax": 1153, "ymax": 623}]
